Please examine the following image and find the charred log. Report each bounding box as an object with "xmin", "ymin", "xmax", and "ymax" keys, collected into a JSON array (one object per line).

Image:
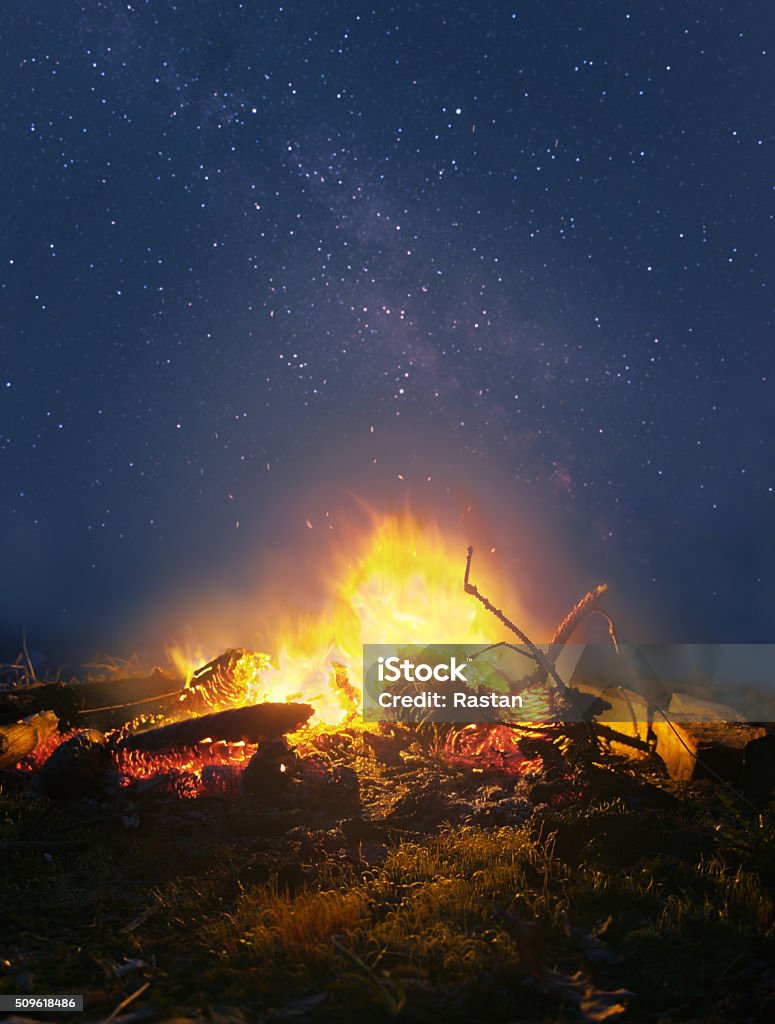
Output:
[
  {"xmin": 652, "ymin": 718, "xmax": 767, "ymax": 783},
  {"xmin": 117, "ymin": 701, "xmax": 314, "ymax": 753},
  {"xmin": 740, "ymin": 734, "xmax": 775, "ymax": 803},
  {"xmin": 38, "ymin": 729, "xmax": 112, "ymax": 799},
  {"xmin": 0, "ymin": 710, "xmax": 59, "ymax": 769},
  {"xmin": 0, "ymin": 669, "xmax": 182, "ymax": 730},
  {"xmin": 177, "ymin": 648, "xmax": 253, "ymax": 713},
  {"xmin": 0, "ymin": 682, "xmax": 80, "ymax": 727},
  {"xmin": 0, "ymin": 651, "xmax": 267, "ymax": 733}
]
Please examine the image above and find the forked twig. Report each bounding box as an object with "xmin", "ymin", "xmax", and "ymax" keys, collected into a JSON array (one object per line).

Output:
[{"xmin": 463, "ymin": 546, "xmax": 574, "ymax": 703}]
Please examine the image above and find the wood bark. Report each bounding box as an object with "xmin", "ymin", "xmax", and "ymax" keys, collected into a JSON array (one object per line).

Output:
[
  {"xmin": 117, "ymin": 701, "xmax": 314, "ymax": 752},
  {"xmin": 0, "ymin": 650, "xmax": 258, "ymax": 731},
  {"xmin": 0, "ymin": 669, "xmax": 183, "ymax": 729},
  {"xmin": 0, "ymin": 710, "xmax": 59, "ymax": 769}
]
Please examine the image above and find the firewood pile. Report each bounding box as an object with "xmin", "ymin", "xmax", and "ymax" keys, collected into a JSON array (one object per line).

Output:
[
  {"xmin": 2, "ymin": 550, "xmax": 774, "ymax": 812},
  {"xmin": 0, "ymin": 651, "xmax": 316, "ymax": 801}
]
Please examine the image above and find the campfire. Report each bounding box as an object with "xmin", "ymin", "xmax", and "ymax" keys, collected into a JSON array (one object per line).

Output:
[
  {"xmin": 0, "ymin": 513, "xmax": 544, "ymax": 795},
  {"xmin": 0, "ymin": 510, "xmax": 771, "ymax": 809},
  {"xmin": 3, "ymin": 511, "xmax": 774, "ymax": 1024}
]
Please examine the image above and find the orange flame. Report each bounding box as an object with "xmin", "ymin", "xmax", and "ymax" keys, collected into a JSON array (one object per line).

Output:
[{"xmin": 168, "ymin": 510, "xmax": 538, "ymax": 726}]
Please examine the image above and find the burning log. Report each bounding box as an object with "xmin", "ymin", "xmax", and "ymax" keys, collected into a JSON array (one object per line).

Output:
[
  {"xmin": 77, "ymin": 649, "xmax": 277, "ymax": 730},
  {"xmin": 178, "ymin": 648, "xmax": 255, "ymax": 712},
  {"xmin": 0, "ymin": 652, "xmax": 269, "ymax": 734},
  {"xmin": 0, "ymin": 710, "xmax": 59, "ymax": 769},
  {"xmin": 117, "ymin": 701, "xmax": 314, "ymax": 753},
  {"xmin": 38, "ymin": 729, "xmax": 112, "ymax": 800}
]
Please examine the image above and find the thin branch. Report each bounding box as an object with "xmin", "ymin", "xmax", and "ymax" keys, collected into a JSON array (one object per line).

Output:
[
  {"xmin": 550, "ymin": 583, "xmax": 609, "ymax": 645},
  {"xmin": 21, "ymin": 628, "xmax": 37, "ymax": 684},
  {"xmin": 464, "ymin": 546, "xmax": 574, "ymax": 703},
  {"xmin": 467, "ymin": 642, "xmax": 541, "ymax": 665},
  {"xmin": 594, "ymin": 607, "xmax": 620, "ymax": 653}
]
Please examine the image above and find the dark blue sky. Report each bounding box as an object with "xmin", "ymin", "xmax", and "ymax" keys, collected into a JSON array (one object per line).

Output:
[{"xmin": 2, "ymin": 1, "xmax": 773, "ymax": 662}]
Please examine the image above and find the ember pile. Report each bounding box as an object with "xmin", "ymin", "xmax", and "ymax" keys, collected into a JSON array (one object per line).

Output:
[
  {"xmin": 0, "ymin": 650, "xmax": 331, "ymax": 800},
  {"xmin": 0, "ymin": 639, "xmax": 555, "ymax": 809},
  {"xmin": 0, "ymin": 512, "xmax": 557, "ymax": 803}
]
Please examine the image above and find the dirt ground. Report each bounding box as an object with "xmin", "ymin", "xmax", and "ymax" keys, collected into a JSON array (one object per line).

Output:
[{"xmin": 1, "ymin": 726, "xmax": 774, "ymax": 1024}]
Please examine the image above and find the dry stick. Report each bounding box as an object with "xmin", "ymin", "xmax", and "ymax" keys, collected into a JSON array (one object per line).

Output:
[
  {"xmin": 101, "ymin": 982, "xmax": 150, "ymax": 1024},
  {"xmin": 463, "ymin": 546, "xmax": 574, "ymax": 705},
  {"xmin": 594, "ymin": 607, "xmax": 620, "ymax": 653},
  {"xmin": 526, "ymin": 583, "xmax": 613, "ymax": 691},
  {"xmin": 544, "ymin": 584, "xmax": 618, "ymax": 671},
  {"xmin": 77, "ymin": 689, "xmax": 185, "ymax": 716},
  {"xmin": 550, "ymin": 583, "xmax": 609, "ymax": 646},
  {"xmin": 491, "ymin": 566, "xmax": 761, "ymax": 817},
  {"xmin": 21, "ymin": 628, "xmax": 37, "ymax": 684},
  {"xmin": 119, "ymin": 904, "xmax": 161, "ymax": 935}
]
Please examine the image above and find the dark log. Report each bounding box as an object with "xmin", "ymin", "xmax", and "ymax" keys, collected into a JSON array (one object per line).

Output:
[
  {"xmin": 117, "ymin": 702, "xmax": 314, "ymax": 752},
  {"xmin": 0, "ymin": 649, "xmax": 273, "ymax": 733},
  {"xmin": 0, "ymin": 669, "xmax": 183, "ymax": 730},
  {"xmin": 69, "ymin": 668, "xmax": 182, "ymax": 710},
  {"xmin": 38, "ymin": 729, "xmax": 112, "ymax": 799},
  {"xmin": 76, "ymin": 684, "xmax": 189, "ymax": 732},
  {"xmin": 0, "ymin": 710, "xmax": 59, "ymax": 769},
  {"xmin": 0, "ymin": 682, "xmax": 79, "ymax": 727},
  {"xmin": 653, "ymin": 719, "xmax": 766, "ymax": 783},
  {"xmin": 740, "ymin": 734, "xmax": 775, "ymax": 803}
]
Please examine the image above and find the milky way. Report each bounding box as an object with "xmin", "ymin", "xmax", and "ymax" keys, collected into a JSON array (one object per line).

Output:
[{"xmin": 1, "ymin": 2, "xmax": 773, "ymax": 658}]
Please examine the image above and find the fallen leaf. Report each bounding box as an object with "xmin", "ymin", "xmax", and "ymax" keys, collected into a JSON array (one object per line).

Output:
[
  {"xmin": 561, "ymin": 910, "xmax": 622, "ymax": 964},
  {"xmin": 542, "ymin": 968, "xmax": 633, "ymax": 1022}
]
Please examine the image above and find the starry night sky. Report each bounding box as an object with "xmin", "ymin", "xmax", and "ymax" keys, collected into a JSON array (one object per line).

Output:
[{"xmin": 2, "ymin": 1, "xmax": 773, "ymax": 664}]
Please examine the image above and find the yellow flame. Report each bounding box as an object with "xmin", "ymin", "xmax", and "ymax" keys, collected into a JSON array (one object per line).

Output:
[
  {"xmin": 168, "ymin": 644, "xmax": 210, "ymax": 688},
  {"xmin": 169, "ymin": 511, "xmax": 536, "ymax": 726}
]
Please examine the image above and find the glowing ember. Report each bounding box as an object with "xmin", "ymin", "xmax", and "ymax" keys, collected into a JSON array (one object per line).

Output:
[
  {"xmin": 445, "ymin": 723, "xmax": 544, "ymax": 774},
  {"xmin": 115, "ymin": 738, "xmax": 256, "ymax": 786}
]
